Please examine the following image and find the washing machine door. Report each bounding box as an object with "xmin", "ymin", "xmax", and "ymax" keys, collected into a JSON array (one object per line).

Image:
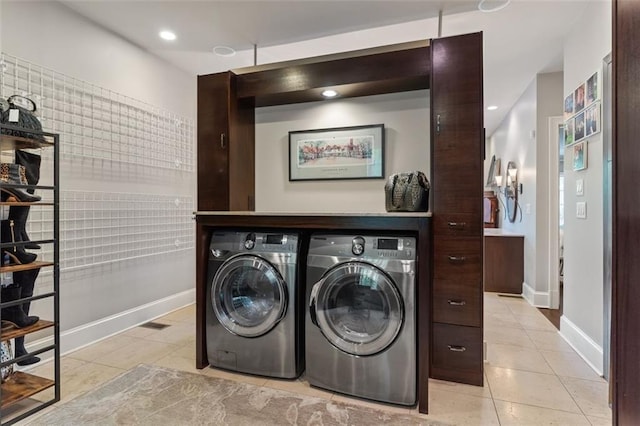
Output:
[
  {"xmin": 211, "ymin": 254, "xmax": 287, "ymax": 338},
  {"xmin": 310, "ymin": 261, "xmax": 403, "ymax": 356}
]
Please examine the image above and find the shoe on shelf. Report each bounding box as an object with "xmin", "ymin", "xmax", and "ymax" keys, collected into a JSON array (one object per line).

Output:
[
  {"xmin": 0, "ymin": 285, "xmax": 39, "ymax": 328},
  {"xmin": 0, "ymin": 163, "xmax": 41, "ymax": 203}
]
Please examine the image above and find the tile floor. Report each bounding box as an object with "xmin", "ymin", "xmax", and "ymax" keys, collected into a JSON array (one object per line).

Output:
[{"xmin": 15, "ymin": 293, "xmax": 611, "ymax": 425}]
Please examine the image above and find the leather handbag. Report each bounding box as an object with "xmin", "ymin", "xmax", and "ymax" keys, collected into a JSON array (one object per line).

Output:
[
  {"xmin": 384, "ymin": 171, "xmax": 430, "ymax": 212},
  {"xmin": 0, "ymin": 95, "xmax": 44, "ymax": 141}
]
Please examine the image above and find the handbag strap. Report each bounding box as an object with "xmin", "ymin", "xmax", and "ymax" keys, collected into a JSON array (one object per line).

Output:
[{"xmin": 7, "ymin": 95, "xmax": 37, "ymax": 113}]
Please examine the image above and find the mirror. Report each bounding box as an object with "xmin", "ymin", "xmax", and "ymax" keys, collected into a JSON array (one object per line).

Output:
[{"xmin": 505, "ymin": 161, "xmax": 519, "ymax": 223}]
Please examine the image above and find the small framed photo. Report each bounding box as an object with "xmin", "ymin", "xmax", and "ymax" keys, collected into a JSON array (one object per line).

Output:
[
  {"xmin": 574, "ymin": 82, "xmax": 586, "ymax": 114},
  {"xmin": 585, "ymin": 102, "xmax": 600, "ymax": 137},
  {"xmin": 564, "ymin": 117, "xmax": 575, "ymax": 146},
  {"xmin": 564, "ymin": 92, "xmax": 574, "ymax": 120},
  {"xmin": 574, "ymin": 110, "xmax": 585, "ymax": 142},
  {"xmin": 586, "ymin": 72, "xmax": 598, "ymax": 106},
  {"xmin": 288, "ymin": 124, "xmax": 385, "ymax": 181},
  {"xmin": 573, "ymin": 140, "xmax": 587, "ymax": 171}
]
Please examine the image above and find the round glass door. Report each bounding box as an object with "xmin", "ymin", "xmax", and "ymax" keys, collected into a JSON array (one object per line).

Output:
[
  {"xmin": 211, "ymin": 254, "xmax": 287, "ymax": 337},
  {"xmin": 313, "ymin": 261, "xmax": 403, "ymax": 356}
]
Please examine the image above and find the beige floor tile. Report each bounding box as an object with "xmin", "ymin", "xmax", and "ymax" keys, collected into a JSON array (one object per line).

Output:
[
  {"xmin": 494, "ymin": 400, "xmax": 591, "ymax": 425},
  {"xmin": 486, "ymin": 343, "xmax": 555, "ymax": 374},
  {"xmin": 264, "ymin": 376, "xmax": 335, "ymax": 400},
  {"xmin": 331, "ymin": 393, "xmax": 413, "ymax": 415},
  {"xmin": 540, "ymin": 350, "xmax": 603, "ymax": 381},
  {"xmin": 28, "ymin": 356, "xmax": 86, "ymax": 380},
  {"xmin": 140, "ymin": 322, "xmax": 194, "ymax": 345},
  {"xmin": 559, "ymin": 376, "xmax": 612, "ymax": 419},
  {"xmin": 587, "ymin": 415, "xmax": 612, "ymax": 426},
  {"xmin": 57, "ymin": 361, "xmax": 125, "ymax": 403},
  {"xmin": 484, "ymin": 325, "xmax": 537, "ymax": 349},
  {"xmin": 485, "ymin": 311, "xmax": 523, "ymax": 329},
  {"xmin": 91, "ymin": 339, "xmax": 178, "ymax": 370},
  {"xmin": 158, "ymin": 304, "xmax": 195, "ymax": 323},
  {"xmin": 121, "ymin": 325, "xmax": 160, "ymax": 339},
  {"xmin": 151, "ymin": 354, "xmax": 200, "ymax": 374},
  {"xmin": 502, "ymin": 297, "xmax": 541, "ymax": 315},
  {"xmin": 200, "ymin": 365, "xmax": 268, "ymax": 387},
  {"xmin": 486, "ymin": 366, "xmax": 581, "ymax": 413},
  {"xmin": 66, "ymin": 334, "xmax": 140, "ymax": 362},
  {"xmin": 429, "ymin": 377, "xmax": 493, "ymax": 399},
  {"xmin": 413, "ymin": 387, "xmax": 500, "ymax": 425},
  {"xmin": 516, "ymin": 313, "xmax": 559, "ymax": 332},
  {"xmin": 525, "ymin": 329, "xmax": 576, "ymax": 353},
  {"xmin": 484, "ymin": 296, "xmax": 513, "ymax": 315}
]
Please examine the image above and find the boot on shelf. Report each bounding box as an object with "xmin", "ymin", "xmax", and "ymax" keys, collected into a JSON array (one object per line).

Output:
[
  {"xmin": 14, "ymin": 150, "xmax": 42, "ymax": 249},
  {"xmin": 13, "ymin": 268, "xmax": 41, "ymax": 365},
  {"xmin": 0, "ymin": 284, "xmax": 39, "ymax": 328},
  {"xmin": 0, "ymin": 163, "xmax": 41, "ymax": 203},
  {"xmin": 1, "ymin": 219, "xmax": 37, "ymax": 264},
  {"xmin": 9, "ymin": 206, "xmax": 40, "ymax": 252}
]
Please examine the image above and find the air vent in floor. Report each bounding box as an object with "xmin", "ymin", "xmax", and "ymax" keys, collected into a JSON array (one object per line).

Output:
[
  {"xmin": 497, "ymin": 293, "xmax": 523, "ymax": 299},
  {"xmin": 139, "ymin": 322, "xmax": 171, "ymax": 330}
]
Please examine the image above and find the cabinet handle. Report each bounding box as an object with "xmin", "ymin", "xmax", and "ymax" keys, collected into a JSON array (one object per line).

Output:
[
  {"xmin": 448, "ymin": 255, "xmax": 466, "ymax": 263},
  {"xmin": 220, "ymin": 133, "xmax": 226, "ymax": 149},
  {"xmin": 448, "ymin": 345, "xmax": 467, "ymax": 353},
  {"xmin": 447, "ymin": 299, "xmax": 466, "ymax": 306},
  {"xmin": 447, "ymin": 221, "xmax": 466, "ymax": 229}
]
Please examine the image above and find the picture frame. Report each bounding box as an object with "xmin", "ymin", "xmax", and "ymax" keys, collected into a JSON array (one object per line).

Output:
[
  {"xmin": 288, "ymin": 124, "xmax": 385, "ymax": 181},
  {"xmin": 574, "ymin": 82, "xmax": 586, "ymax": 114},
  {"xmin": 574, "ymin": 110, "xmax": 586, "ymax": 142},
  {"xmin": 573, "ymin": 140, "xmax": 587, "ymax": 171},
  {"xmin": 586, "ymin": 71, "xmax": 598, "ymax": 106},
  {"xmin": 565, "ymin": 117, "xmax": 575, "ymax": 146},
  {"xmin": 564, "ymin": 92, "xmax": 574, "ymax": 120},
  {"xmin": 585, "ymin": 101, "xmax": 600, "ymax": 137}
]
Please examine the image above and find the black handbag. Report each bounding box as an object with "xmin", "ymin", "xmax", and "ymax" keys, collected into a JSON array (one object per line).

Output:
[
  {"xmin": 0, "ymin": 95, "xmax": 44, "ymax": 141},
  {"xmin": 385, "ymin": 171, "xmax": 430, "ymax": 212}
]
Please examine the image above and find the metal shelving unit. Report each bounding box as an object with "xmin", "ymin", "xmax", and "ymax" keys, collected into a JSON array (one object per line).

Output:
[{"xmin": 0, "ymin": 123, "xmax": 59, "ymax": 425}]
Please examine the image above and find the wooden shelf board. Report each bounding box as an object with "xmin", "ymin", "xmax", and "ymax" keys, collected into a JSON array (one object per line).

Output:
[
  {"xmin": 0, "ymin": 372, "xmax": 54, "ymax": 409},
  {"xmin": 0, "ymin": 261, "xmax": 54, "ymax": 273},
  {"xmin": 0, "ymin": 134, "xmax": 54, "ymax": 151},
  {"xmin": 1, "ymin": 320, "xmax": 55, "ymax": 342}
]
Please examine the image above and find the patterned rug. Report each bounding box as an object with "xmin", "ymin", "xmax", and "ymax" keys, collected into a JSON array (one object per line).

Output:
[{"xmin": 32, "ymin": 364, "xmax": 446, "ymax": 425}]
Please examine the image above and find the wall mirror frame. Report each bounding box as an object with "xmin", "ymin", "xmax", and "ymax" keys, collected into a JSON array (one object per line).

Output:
[{"xmin": 505, "ymin": 161, "xmax": 520, "ymax": 223}]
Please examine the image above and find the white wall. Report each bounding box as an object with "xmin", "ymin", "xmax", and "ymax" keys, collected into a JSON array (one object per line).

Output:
[
  {"xmin": 1, "ymin": 2, "xmax": 197, "ymax": 354},
  {"xmin": 560, "ymin": 0, "xmax": 611, "ymax": 375},
  {"xmin": 255, "ymin": 91, "xmax": 429, "ymax": 213}
]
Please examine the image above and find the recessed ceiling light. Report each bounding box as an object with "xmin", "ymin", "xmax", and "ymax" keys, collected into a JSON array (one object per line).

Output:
[
  {"xmin": 159, "ymin": 30, "xmax": 176, "ymax": 41},
  {"xmin": 213, "ymin": 46, "xmax": 236, "ymax": 57},
  {"xmin": 478, "ymin": 0, "xmax": 512, "ymax": 13},
  {"xmin": 487, "ymin": 105, "xmax": 498, "ymax": 110},
  {"xmin": 322, "ymin": 90, "xmax": 338, "ymax": 98}
]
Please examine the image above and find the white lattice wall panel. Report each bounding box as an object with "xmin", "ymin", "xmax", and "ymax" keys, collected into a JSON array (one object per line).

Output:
[{"xmin": 0, "ymin": 53, "xmax": 194, "ymax": 171}]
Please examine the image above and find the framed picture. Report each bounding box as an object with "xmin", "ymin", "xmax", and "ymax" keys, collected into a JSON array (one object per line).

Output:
[
  {"xmin": 574, "ymin": 110, "xmax": 585, "ymax": 142},
  {"xmin": 585, "ymin": 102, "xmax": 600, "ymax": 137},
  {"xmin": 564, "ymin": 92, "xmax": 574, "ymax": 120},
  {"xmin": 586, "ymin": 72, "xmax": 598, "ymax": 106},
  {"xmin": 288, "ymin": 124, "xmax": 385, "ymax": 181},
  {"xmin": 573, "ymin": 140, "xmax": 587, "ymax": 171},
  {"xmin": 564, "ymin": 117, "xmax": 575, "ymax": 146},
  {"xmin": 574, "ymin": 82, "xmax": 586, "ymax": 114}
]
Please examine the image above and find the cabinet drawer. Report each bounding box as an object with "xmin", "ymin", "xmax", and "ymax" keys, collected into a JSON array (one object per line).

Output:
[
  {"xmin": 433, "ymin": 213, "xmax": 482, "ymax": 237},
  {"xmin": 431, "ymin": 323, "xmax": 483, "ymax": 385},
  {"xmin": 433, "ymin": 282, "xmax": 482, "ymax": 327},
  {"xmin": 433, "ymin": 237, "xmax": 482, "ymax": 281}
]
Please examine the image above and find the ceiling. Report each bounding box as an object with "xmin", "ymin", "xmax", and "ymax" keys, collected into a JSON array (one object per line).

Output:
[{"xmin": 61, "ymin": 0, "xmax": 588, "ymax": 135}]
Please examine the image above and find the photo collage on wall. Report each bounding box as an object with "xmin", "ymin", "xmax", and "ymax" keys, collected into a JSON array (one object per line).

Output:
[{"xmin": 564, "ymin": 71, "xmax": 601, "ymax": 150}]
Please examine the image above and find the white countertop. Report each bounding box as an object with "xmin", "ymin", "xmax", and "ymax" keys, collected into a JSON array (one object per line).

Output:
[
  {"xmin": 195, "ymin": 211, "xmax": 432, "ymax": 217},
  {"xmin": 484, "ymin": 228, "xmax": 525, "ymax": 237}
]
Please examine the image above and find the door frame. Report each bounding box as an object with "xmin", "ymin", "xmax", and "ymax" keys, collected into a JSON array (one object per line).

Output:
[{"xmin": 548, "ymin": 116, "xmax": 563, "ymax": 310}]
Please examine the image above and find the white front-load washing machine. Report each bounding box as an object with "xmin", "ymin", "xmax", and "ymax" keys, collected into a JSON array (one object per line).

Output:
[
  {"xmin": 305, "ymin": 234, "xmax": 416, "ymax": 405},
  {"xmin": 206, "ymin": 231, "xmax": 302, "ymax": 379}
]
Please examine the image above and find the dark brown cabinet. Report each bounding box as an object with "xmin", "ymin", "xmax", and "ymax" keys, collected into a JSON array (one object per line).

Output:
[
  {"xmin": 430, "ymin": 33, "xmax": 484, "ymax": 386},
  {"xmin": 484, "ymin": 233, "xmax": 524, "ymax": 294}
]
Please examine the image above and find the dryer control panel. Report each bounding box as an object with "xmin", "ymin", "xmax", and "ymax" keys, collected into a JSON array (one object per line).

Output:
[
  {"xmin": 309, "ymin": 235, "xmax": 416, "ymax": 262},
  {"xmin": 210, "ymin": 231, "xmax": 299, "ymax": 257}
]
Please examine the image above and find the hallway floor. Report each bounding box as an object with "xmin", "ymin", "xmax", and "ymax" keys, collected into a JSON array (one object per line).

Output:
[{"xmin": 15, "ymin": 293, "xmax": 611, "ymax": 425}]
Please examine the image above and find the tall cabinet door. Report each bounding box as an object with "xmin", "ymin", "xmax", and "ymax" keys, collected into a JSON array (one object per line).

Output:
[
  {"xmin": 430, "ymin": 32, "xmax": 484, "ymax": 386},
  {"xmin": 198, "ymin": 72, "xmax": 231, "ymax": 211}
]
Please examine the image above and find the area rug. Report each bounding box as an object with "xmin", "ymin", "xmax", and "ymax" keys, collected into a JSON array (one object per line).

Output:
[{"xmin": 32, "ymin": 364, "xmax": 447, "ymax": 425}]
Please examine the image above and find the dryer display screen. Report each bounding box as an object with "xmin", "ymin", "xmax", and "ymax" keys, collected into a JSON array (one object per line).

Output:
[
  {"xmin": 265, "ymin": 234, "xmax": 284, "ymax": 244},
  {"xmin": 377, "ymin": 238, "xmax": 398, "ymax": 250}
]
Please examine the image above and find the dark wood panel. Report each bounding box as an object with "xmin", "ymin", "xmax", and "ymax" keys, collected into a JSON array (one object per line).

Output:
[
  {"xmin": 431, "ymin": 323, "xmax": 483, "ymax": 386},
  {"xmin": 484, "ymin": 235, "xmax": 524, "ymax": 294},
  {"xmin": 417, "ymin": 217, "xmax": 431, "ymax": 415},
  {"xmin": 236, "ymin": 46, "xmax": 430, "ymax": 106},
  {"xmin": 433, "ymin": 213, "xmax": 482, "ymax": 237},
  {"xmin": 197, "ymin": 73, "xmax": 230, "ymax": 211},
  {"xmin": 613, "ymin": 1, "xmax": 640, "ymax": 423},
  {"xmin": 228, "ymin": 78, "xmax": 256, "ymax": 211},
  {"xmin": 196, "ymin": 222, "xmax": 213, "ymax": 369},
  {"xmin": 433, "ymin": 282, "xmax": 482, "ymax": 327},
  {"xmin": 432, "ymin": 195, "xmax": 483, "ymax": 216},
  {"xmin": 433, "ymin": 236, "xmax": 482, "ymax": 281}
]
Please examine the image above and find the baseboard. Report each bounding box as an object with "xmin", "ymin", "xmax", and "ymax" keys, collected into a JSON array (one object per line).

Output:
[
  {"xmin": 522, "ymin": 282, "xmax": 551, "ymax": 307},
  {"xmin": 559, "ymin": 315, "xmax": 604, "ymax": 376},
  {"xmin": 24, "ymin": 289, "xmax": 195, "ymax": 362}
]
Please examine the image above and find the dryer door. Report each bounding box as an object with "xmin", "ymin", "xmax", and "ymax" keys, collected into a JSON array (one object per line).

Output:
[
  {"xmin": 311, "ymin": 261, "xmax": 403, "ymax": 356},
  {"xmin": 211, "ymin": 254, "xmax": 287, "ymax": 337}
]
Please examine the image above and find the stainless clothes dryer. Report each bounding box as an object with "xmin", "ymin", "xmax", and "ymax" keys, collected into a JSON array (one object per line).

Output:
[
  {"xmin": 206, "ymin": 231, "xmax": 302, "ymax": 379},
  {"xmin": 305, "ymin": 234, "xmax": 416, "ymax": 405}
]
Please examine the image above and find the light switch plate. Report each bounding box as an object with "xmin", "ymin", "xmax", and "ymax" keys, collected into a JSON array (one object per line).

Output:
[
  {"xmin": 576, "ymin": 179, "xmax": 584, "ymax": 196},
  {"xmin": 576, "ymin": 201, "xmax": 587, "ymax": 219}
]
